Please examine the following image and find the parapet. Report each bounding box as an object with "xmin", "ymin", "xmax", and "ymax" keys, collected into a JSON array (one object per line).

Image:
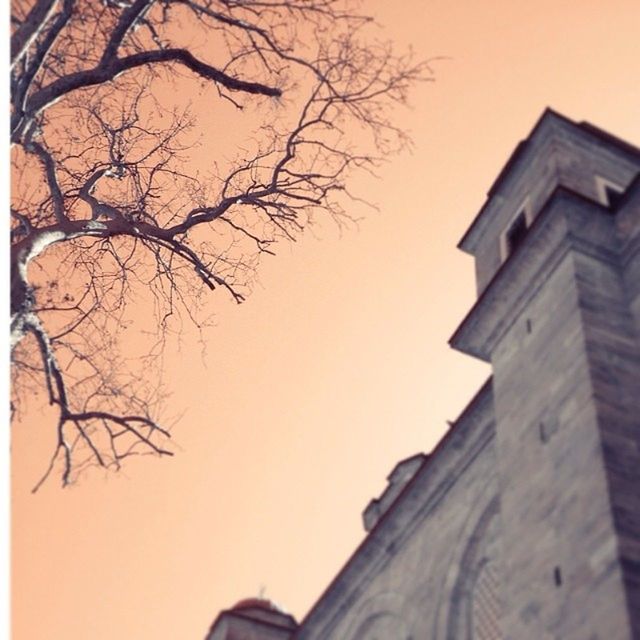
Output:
[{"xmin": 362, "ymin": 453, "xmax": 427, "ymax": 532}]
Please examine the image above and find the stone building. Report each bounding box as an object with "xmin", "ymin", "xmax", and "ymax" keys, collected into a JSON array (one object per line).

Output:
[{"xmin": 206, "ymin": 110, "xmax": 640, "ymax": 640}]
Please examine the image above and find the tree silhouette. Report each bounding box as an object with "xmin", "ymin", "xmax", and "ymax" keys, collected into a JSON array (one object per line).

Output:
[{"xmin": 10, "ymin": 0, "xmax": 429, "ymax": 489}]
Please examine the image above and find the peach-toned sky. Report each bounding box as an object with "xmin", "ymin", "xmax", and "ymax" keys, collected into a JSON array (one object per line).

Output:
[{"xmin": 11, "ymin": 1, "xmax": 640, "ymax": 639}]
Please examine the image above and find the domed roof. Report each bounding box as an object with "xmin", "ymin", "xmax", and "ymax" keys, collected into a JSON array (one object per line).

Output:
[
  {"xmin": 232, "ymin": 597, "xmax": 281, "ymax": 612},
  {"xmin": 214, "ymin": 597, "xmax": 298, "ymax": 633}
]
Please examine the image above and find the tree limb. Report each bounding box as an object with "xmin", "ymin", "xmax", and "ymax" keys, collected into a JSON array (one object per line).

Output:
[
  {"xmin": 14, "ymin": 48, "xmax": 282, "ymax": 141},
  {"xmin": 11, "ymin": 0, "xmax": 59, "ymax": 69}
]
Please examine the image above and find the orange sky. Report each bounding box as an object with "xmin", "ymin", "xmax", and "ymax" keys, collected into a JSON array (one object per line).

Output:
[{"xmin": 11, "ymin": 1, "xmax": 640, "ymax": 638}]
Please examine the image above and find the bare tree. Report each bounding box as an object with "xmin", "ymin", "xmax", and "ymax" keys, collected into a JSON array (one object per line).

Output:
[{"xmin": 10, "ymin": 0, "xmax": 429, "ymax": 489}]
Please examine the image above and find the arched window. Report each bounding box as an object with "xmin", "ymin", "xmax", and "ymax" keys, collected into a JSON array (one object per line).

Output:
[
  {"xmin": 354, "ymin": 612, "xmax": 408, "ymax": 640},
  {"xmin": 471, "ymin": 560, "xmax": 503, "ymax": 640},
  {"xmin": 445, "ymin": 497, "xmax": 504, "ymax": 640}
]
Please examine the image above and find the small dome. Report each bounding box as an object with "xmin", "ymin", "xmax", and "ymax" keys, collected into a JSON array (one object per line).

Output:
[{"xmin": 232, "ymin": 597, "xmax": 280, "ymax": 612}]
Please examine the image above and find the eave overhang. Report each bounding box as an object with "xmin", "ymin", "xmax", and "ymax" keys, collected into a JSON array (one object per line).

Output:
[{"xmin": 450, "ymin": 187, "xmax": 615, "ymax": 361}]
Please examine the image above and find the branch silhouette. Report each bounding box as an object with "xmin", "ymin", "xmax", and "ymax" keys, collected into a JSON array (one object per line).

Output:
[{"xmin": 10, "ymin": 0, "xmax": 431, "ymax": 488}]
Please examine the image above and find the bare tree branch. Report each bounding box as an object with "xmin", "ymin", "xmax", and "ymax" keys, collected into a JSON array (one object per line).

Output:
[
  {"xmin": 10, "ymin": 0, "xmax": 430, "ymax": 488},
  {"xmin": 11, "ymin": 0, "xmax": 58, "ymax": 69}
]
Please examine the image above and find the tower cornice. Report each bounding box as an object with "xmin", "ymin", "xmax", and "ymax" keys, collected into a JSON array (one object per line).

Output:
[{"xmin": 450, "ymin": 187, "xmax": 618, "ymax": 361}]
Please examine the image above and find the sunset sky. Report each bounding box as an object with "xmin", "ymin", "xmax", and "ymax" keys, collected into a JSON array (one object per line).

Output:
[{"xmin": 11, "ymin": 1, "xmax": 640, "ymax": 639}]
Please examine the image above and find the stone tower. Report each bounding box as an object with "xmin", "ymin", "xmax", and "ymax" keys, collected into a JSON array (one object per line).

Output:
[
  {"xmin": 451, "ymin": 109, "xmax": 640, "ymax": 639},
  {"xmin": 205, "ymin": 110, "xmax": 640, "ymax": 640}
]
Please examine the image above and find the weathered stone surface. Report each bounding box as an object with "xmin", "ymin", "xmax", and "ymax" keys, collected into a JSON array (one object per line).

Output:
[
  {"xmin": 296, "ymin": 380, "xmax": 500, "ymax": 640},
  {"xmin": 208, "ymin": 111, "xmax": 640, "ymax": 640}
]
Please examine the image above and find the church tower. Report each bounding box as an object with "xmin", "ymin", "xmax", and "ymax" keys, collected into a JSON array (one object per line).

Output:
[{"xmin": 450, "ymin": 109, "xmax": 640, "ymax": 639}]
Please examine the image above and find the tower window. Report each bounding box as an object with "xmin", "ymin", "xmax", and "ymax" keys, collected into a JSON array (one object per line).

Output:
[
  {"xmin": 603, "ymin": 184, "xmax": 624, "ymax": 209},
  {"xmin": 472, "ymin": 561, "xmax": 503, "ymax": 640},
  {"xmin": 505, "ymin": 211, "xmax": 528, "ymax": 256},
  {"xmin": 595, "ymin": 175, "xmax": 625, "ymax": 211},
  {"xmin": 500, "ymin": 197, "xmax": 532, "ymax": 262}
]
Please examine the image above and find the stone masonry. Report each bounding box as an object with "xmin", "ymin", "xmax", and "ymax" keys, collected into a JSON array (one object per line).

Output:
[{"xmin": 205, "ymin": 110, "xmax": 640, "ymax": 640}]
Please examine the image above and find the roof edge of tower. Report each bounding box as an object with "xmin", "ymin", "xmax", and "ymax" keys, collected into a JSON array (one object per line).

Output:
[{"xmin": 457, "ymin": 108, "xmax": 640, "ymax": 255}]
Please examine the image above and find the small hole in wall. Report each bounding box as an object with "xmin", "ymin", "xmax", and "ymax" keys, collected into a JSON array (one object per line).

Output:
[
  {"xmin": 539, "ymin": 417, "xmax": 559, "ymax": 443},
  {"xmin": 526, "ymin": 318, "xmax": 532, "ymax": 334},
  {"xmin": 554, "ymin": 566, "xmax": 562, "ymax": 587},
  {"xmin": 539, "ymin": 423, "xmax": 548, "ymax": 443}
]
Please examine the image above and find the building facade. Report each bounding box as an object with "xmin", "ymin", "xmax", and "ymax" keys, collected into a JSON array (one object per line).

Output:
[{"xmin": 206, "ymin": 110, "xmax": 640, "ymax": 640}]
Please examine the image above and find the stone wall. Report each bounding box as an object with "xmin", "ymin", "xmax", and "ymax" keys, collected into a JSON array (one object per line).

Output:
[
  {"xmin": 296, "ymin": 381, "xmax": 504, "ymax": 640},
  {"xmin": 207, "ymin": 111, "xmax": 640, "ymax": 640}
]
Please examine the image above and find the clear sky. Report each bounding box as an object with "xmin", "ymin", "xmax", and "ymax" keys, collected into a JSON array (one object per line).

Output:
[{"xmin": 11, "ymin": 1, "xmax": 640, "ymax": 638}]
